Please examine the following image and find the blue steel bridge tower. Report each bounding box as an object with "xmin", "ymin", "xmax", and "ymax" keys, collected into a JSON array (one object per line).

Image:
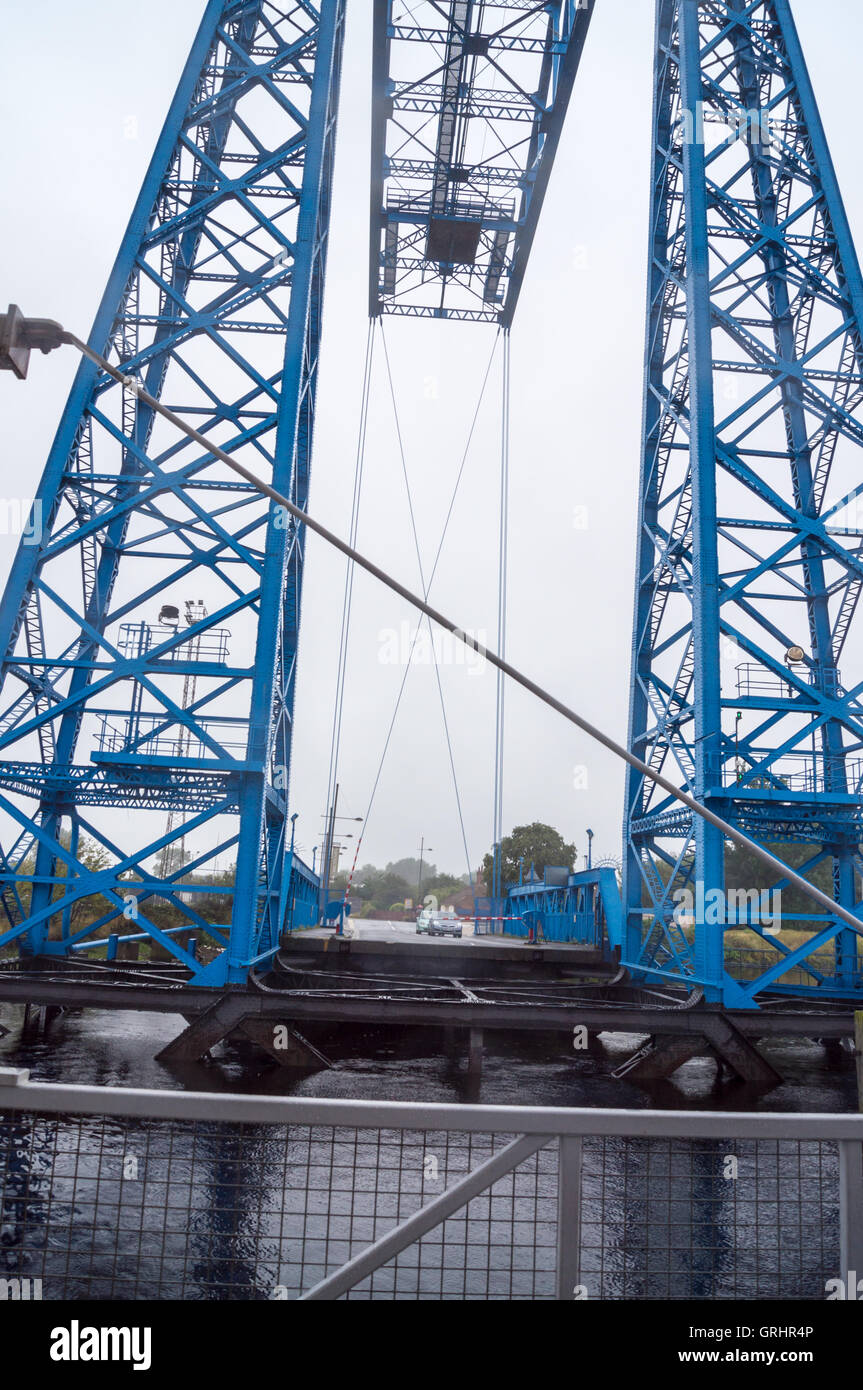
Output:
[
  {"xmin": 625, "ymin": 0, "xmax": 863, "ymax": 1006},
  {"xmin": 369, "ymin": 0, "xmax": 595, "ymax": 323},
  {"xmin": 0, "ymin": 0, "xmax": 346, "ymax": 985}
]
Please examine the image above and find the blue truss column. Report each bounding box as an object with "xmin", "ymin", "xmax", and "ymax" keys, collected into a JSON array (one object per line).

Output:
[
  {"xmin": 678, "ymin": 0, "xmax": 725, "ymax": 998},
  {"xmin": 18, "ymin": 0, "xmax": 230, "ymax": 950},
  {"xmin": 773, "ymin": 0, "xmax": 863, "ymax": 989},
  {"xmin": 229, "ymin": 0, "xmax": 346, "ymax": 981},
  {"xmin": 0, "ymin": 1, "xmax": 340, "ymax": 982},
  {"xmin": 726, "ymin": 0, "xmax": 852, "ymax": 991},
  {"xmin": 625, "ymin": 0, "xmax": 863, "ymax": 1007},
  {"xmin": 624, "ymin": 0, "xmax": 677, "ymax": 972}
]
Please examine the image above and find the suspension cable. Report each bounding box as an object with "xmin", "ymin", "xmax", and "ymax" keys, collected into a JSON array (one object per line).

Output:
[
  {"xmin": 323, "ymin": 318, "xmax": 375, "ymax": 846},
  {"xmin": 492, "ymin": 331, "xmax": 511, "ymax": 900},
  {"xmin": 379, "ymin": 322, "xmax": 475, "ymax": 882},
  {"xmin": 348, "ymin": 327, "xmax": 502, "ymax": 890}
]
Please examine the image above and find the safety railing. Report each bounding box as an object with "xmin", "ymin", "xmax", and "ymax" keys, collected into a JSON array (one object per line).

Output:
[
  {"xmin": 734, "ymin": 662, "xmax": 843, "ymax": 700},
  {"xmin": 721, "ymin": 751, "xmax": 863, "ymax": 796},
  {"xmin": 117, "ymin": 622, "xmax": 231, "ymax": 664},
  {"xmin": 724, "ymin": 945, "xmax": 841, "ymax": 988},
  {"xmin": 0, "ymin": 1068, "xmax": 859, "ymax": 1301},
  {"xmin": 95, "ymin": 715, "xmax": 248, "ymax": 762}
]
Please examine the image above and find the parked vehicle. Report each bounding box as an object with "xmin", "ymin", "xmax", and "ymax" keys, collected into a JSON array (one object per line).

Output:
[
  {"xmin": 417, "ymin": 908, "xmax": 463, "ymax": 937},
  {"xmin": 428, "ymin": 911, "xmax": 463, "ymax": 939}
]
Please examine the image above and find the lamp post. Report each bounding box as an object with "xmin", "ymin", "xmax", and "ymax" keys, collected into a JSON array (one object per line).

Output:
[
  {"xmin": 586, "ymin": 828, "xmax": 594, "ymax": 871},
  {"xmin": 287, "ymin": 813, "xmax": 299, "ymax": 935},
  {"xmin": 320, "ymin": 783, "xmax": 339, "ymax": 924},
  {"xmin": 417, "ymin": 836, "xmax": 433, "ymax": 907}
]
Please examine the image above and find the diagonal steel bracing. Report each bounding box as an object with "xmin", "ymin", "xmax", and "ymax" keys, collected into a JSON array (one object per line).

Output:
[
  {"xmin": 625, "ymin": 0, "xmax": 863, "ymax": 1005},
  {"xmin": 0, "ymin": 0, "xmax": 346, "ymax": 984}
]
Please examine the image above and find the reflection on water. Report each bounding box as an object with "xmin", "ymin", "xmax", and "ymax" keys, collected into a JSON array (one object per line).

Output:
[
  {"xmin": 0, "ymin": 1003, "xmax": 857, "ymax": 1111},
  {"xmin": 0, "ymin": 1005, "xmax": 853, "ymax": 1299}
]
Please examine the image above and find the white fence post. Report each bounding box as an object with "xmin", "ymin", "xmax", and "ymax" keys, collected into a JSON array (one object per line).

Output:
[
  {"xmin": 556, "ymin": 1135, "xmax": 583, "ymax": 1299},
  {"xmin": 839, "ymin": 1139, "xmax": 863, "ymax": 1288}
]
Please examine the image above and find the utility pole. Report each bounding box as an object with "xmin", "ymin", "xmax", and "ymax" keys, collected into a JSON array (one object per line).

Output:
[
  {"xmin": 320, "ymin": 782, "xmax": 339, "ymax": 924},
  {"xmin": 417, "ymin": 837, "xmax": 433, "ymax": 906},
  {"xmin": 287, "ymin": 813, "xmax": 298, "ymax": 936}
]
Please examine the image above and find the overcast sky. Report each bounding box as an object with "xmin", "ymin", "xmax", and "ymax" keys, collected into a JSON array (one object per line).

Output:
[{"xmin": 2, "ymin": 0, "xmax": 862, "ymax": 880}]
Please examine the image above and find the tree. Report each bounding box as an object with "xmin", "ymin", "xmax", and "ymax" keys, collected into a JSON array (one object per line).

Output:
[
  {"xmin": 349, "ymin": 865, "xmax": 413, "ymax": 915},
  {"xmin": 423, "ymin": 871, "xmax": 466, "ymax": 899},
  {"xmin": 482, "ymin": 823, "xmax": 577, "ymax": 893},
  {"xmin": 723, "ymin": 840, "xmax": 837, "ymax": 917},
  {"xmin": 12, "ymin": 831, "xmax": 115, "ymax": 938},
  {"xmin": 387, "ymin": 856, "xmax": 435, "ymax": 885},
  {"xmin": 650, "ymin": 841, "xmax": 856, "ymax": 920}
]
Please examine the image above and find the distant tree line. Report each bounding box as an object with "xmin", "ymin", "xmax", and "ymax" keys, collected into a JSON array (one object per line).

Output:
[
  {"xmin": 331, "ymin": 857, "xmax": 471, "ymax": 917},
  {"xmin": 654, "ymin": 841, "xmax": 855, "ymax": 918}
]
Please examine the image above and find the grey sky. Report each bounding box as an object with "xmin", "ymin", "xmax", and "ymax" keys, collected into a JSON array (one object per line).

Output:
[{"xmin": 1, "ymin": 0, "xmax": 861, "ymax": 879}]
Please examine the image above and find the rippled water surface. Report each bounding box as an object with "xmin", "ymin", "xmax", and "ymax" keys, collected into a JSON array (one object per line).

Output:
[{"xmin": 0, "ymin": 978, "xmax": 855, "ymax": 1300}]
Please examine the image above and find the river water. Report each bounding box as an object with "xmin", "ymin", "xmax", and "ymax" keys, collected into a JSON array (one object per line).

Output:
[
  {"xmin": 0, "ymin": 999, "xmax": 857, "ymax": 1114},
  {"xmin": 0, "ymin": 945, "xmax": 855, "ymax": 1301}
]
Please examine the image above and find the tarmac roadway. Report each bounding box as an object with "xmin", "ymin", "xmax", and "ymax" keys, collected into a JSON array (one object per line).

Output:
[
  {"xmin": 300, "ymin": 918, "xmax": 591, "ymax": 953},
  {"xmin": 290, "ymin": 918, "xmax": 602, "ymax": 962},
  {"xmin": 338, "ymin": 918, "xmax": 477, "ymax": 943}
]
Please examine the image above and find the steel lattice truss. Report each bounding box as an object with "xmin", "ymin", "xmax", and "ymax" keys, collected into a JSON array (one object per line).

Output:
[
  {"xmin": 624, "ymin": 0, "xmax": 863, "ymax": 1006},
  {"xmin": 370, "ymin": 0, "xmax": 595, "ymax": 323},
  {"xmin": 0, "ymin": 0, "xmax": 346, "ymax": 985}
]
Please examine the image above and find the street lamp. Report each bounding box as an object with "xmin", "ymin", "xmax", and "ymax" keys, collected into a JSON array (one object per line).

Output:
[
  {"xmin": 287, "ymin": 813, "xmax": 299, "ymax": 935},
  {"xmin": 586, "ymin": 828, "xmax": 594, "ymax": 871},
  {"xmin": 417, "ymin": 836, "xmax": 433, "ymax": 906},
  {"xmin": 0, "ymin": 306, "xmax": 66, "ymax": 378}
]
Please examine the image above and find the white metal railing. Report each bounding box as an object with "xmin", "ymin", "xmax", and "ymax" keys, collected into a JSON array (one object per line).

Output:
[{"xmin": 0, "ymin": 1067, "xmax": 859, "ymax": 1301}]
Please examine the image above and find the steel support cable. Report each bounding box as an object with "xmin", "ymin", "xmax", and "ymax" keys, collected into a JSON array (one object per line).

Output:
[
  {"xmin": 378, "ymin": 320, "xmax": 475, "ymax": 883},
  {"xmin": 350, "ymin": 324, "xmax": 500, "ymax": 888},
  {"xmin": 61, "ymin": 328, "xmax": 863, "ymax": 958},
  {"xmin": 323, "ymin": 318, "xmax": 375, "ymax": 859},
  {"xmin": 492, "ymin": 331, "xmax": 510, "ymax": 899},
  {"xmin": 337, "ymin": 330, "xmax": 501, "ymax": 904}
]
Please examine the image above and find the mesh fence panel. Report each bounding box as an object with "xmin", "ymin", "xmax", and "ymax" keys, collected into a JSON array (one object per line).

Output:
[
  {"xmin": 0, "ymin": 1108, "xmax": 842, "ymax": 1300},
  {"xmin": 580, "ymin": 1136, "xmax": 839, "ymax": 1300}
]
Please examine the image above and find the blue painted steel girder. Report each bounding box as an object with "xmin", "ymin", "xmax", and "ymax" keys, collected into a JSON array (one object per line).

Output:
[
  {"xmin": 370, "ymin": 0, "xmax": 596, "ymax": 324},
  {"xmin": 507, "ymin": 867, "xmax": 624, "ymax": 947},
  {"xmin": 624, "ymin": 0, "xmax": 863, "ymax": 1007},
  {"xmin": 0, "ymin": 0, "xmax": 346, "ymax": 982}
]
